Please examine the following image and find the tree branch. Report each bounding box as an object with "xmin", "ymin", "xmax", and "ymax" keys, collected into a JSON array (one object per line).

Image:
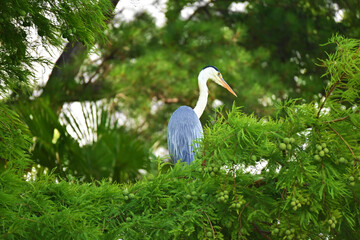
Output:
[
  {"xmin": 322, "ymin": 110, "xmax": 359, "ymax": 124},
  {"xmin": 323, "ymin": 115, "xmax": 349, "ymax": 124},
  {"xmin": 317, "ymin": 80, "xmax": 340, "ymax": 118},
  {"xmin": 329, "ymin": 126, "xmax": 356, "ymax": 159},
  {"xmin": 251, "ymin": 222, "xmax": 271, "ymax": 240},
  {"xmin": 238, "ymin": 202, "xmax": 249, "ymax": 235},
  {"xmin": 317, "ymin": 44, "xmax": 360, "ymax": 118},
  {"xmin": 202, "ymin": 211, "xmax": 215, "ymax": 238}
]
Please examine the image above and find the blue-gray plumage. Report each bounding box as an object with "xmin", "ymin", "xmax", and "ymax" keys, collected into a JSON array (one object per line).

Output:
[
  {"xmin": 167, "ymin": 66, "xmax": 237, "ymax": 164},
  {"xmin": 167, "ymin": 106, "xmax": 203, "ymax": 164}
]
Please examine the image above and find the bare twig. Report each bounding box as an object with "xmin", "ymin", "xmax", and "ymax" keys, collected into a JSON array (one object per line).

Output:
[
  {"xmin": 164, "ymin": 98, "xmax": 179, "ymax": 103},
  {"xmin": 251, "ymin": 222, "xmax": 272, "ymax": 240},
  {"xmin": 200, "ymin": 216, "xmax": 207, "ymax": 238},
  {"xmin": 186, "ymin": 0, "xmax": 214, "ymax": 21},
  {"xmin": 85, "ymin": 59, "xmax": 107, "ymax": 84},
  {"xmin": 322, "ymin": 115, "xmax": 350, "ymax": 124},
  {"xmin": 238, "ymin": 202, "xmax": 249, "ymax": 232},
  {"xmin": 281, "ymin": 188, "xmax": 287, "ymax": 200},
  {"xmin": 233, "ymin": 175, "xmax": 237, "ymax": 198},
  {"xmin": 329, "ymin": 126, "xmax": 356, "ymax": 159},
  {"xmin": 252, "ymin": 179, "xmax": 266, "ymax": 188},
  {"xmin": 202, "ymin": 211, "xmax": 215, "ymax": 238},
  {"xmin": 0, "ymin": 120, "xmax": 11, "ymax": 132},
  {"xmin": 323, "ymin": 110, "xmax": 359, "ymax": 124},
  {"xmin": 18, "ymin": 217, "xmax": 38, "ymax": 223},
  {"xmin": 317, "ymin": 81, "xmax": 340, "ymax": 118}
]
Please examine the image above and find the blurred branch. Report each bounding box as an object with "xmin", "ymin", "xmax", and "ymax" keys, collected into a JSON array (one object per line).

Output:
[
  {"xmin": 251, "ymin": 222, "xmax": 271, "ymax": 240},
  {"xmin": 60, "ymin": 81, "xmax": 115, "ymax": 103},
  {"xmin": 164, "ymin": 98, "xmax": 179, "ymax": 103},
  {"xmin": 187, "ymin": 2, "xmax": 212, "ymax": 21}
]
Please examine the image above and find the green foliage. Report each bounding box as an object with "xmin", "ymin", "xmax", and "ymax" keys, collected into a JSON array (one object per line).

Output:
[
  {"xmin": 15, "ymin": 99, "xmax": 151, "ymax": 182},
  {"xmin": 15, "ymin": 98, "xmax": 89, "ymax": 180},
  {"xmin": 1, "ymin": 0, "xmax": 153, "ymax": 183},
  {"xmin": 76, "ymin": 0, "xmax": 360, "ymax": 154},
  {"xmin": 1, "ymin": 0, "xmax": 360, "ymax": 238},
  {"xmin": 0, "ymin": 105, "xmax": 32, "ymax": 172},
  {"xmin": 0, "ymin": 0, "xmax": 112, "ymax": 95},
  {"xmin": 8, "ymin": 0, "xmax": 360, "ymax": 183},
  {"xmin": 320, "ymin": 35, "xmax": 360, "ymax": 107},
  {"xmin": 1, "ymin": 35, "xmax": 360, "ymax": 239}
]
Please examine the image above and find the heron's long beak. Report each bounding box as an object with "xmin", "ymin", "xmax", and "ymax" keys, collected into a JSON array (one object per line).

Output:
[{"xmin": 220, "ymin": 77, "xmax": 237, "ymax": 97}]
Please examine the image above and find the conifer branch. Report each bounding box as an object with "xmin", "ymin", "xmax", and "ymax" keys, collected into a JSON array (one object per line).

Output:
[{"xmin": 317, "ymin": 43, "xmax": 360, "ymax": 118}]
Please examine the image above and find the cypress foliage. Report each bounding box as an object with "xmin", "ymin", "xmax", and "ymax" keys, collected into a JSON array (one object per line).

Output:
[{"xmin": 1, "ymin": 35, "xmax": 360, "ymax": 239}]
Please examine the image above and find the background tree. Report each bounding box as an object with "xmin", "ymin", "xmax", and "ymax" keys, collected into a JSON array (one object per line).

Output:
[
  {"xmin": 1, "ymin": 35, "xmax": 360, "ymax": 239},
  {"xmin": 1, "ymin": 0, "xmax": 360, "ymax": 239},
  {"xmin": 10, "ymin": 0, "xmax": 360, "ymax": 182}
]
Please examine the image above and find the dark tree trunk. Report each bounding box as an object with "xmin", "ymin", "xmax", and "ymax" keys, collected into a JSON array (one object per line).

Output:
[{"xmin": 41, "ymin": 0, "xmax": 120, "ymax": 110}]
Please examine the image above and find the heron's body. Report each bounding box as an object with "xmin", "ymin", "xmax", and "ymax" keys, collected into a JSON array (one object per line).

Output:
[
  {"xmin": 167, "ymin": 106, "xmax": 203, "ymax": 164},
  {"xmin": 167, "ymin": 66, "xmax": 236, "ymax": 164}
]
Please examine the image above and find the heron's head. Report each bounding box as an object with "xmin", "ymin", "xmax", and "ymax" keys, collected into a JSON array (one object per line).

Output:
[{"xmin": 200, "ymin": 65, "xmax": 237, "ymax": 97}]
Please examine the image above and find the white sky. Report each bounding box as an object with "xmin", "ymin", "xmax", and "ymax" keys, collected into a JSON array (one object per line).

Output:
[{"xmin": 114, "ymin": 0, "xmax": 167, "ymax": 27}]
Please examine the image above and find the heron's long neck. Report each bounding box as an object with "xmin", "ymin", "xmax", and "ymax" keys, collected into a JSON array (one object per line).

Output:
[{"xmin": 193, "ymin": 75, "xmax": 208, "ymax": 118}]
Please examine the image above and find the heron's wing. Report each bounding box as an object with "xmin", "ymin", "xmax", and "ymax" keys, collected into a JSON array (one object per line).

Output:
[{"xmin": 167, "ymin": 106, "xmax": 203, "ymax": 164}]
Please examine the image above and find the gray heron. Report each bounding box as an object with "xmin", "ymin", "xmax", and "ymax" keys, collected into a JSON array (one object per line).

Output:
[{"xmin": 167, "ymin": 66, "xmax": 237, "ymax": 164}]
